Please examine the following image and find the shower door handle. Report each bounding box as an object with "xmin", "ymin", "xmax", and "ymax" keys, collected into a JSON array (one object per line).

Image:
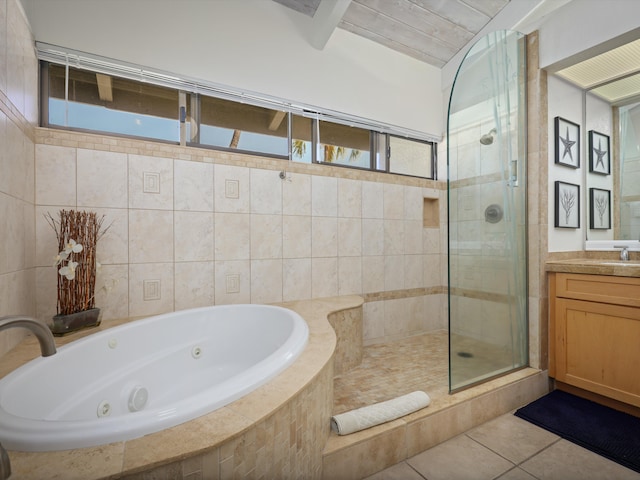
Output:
[{"xmin": 509, "ymin": 159, "xmax": 519, "ymax": 187}]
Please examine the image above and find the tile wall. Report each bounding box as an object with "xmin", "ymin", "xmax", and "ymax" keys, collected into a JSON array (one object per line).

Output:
[
  {"xmin": 33, "ymin": 129, "xmax": 448, "ymax": 344},
  {"xmin": 0, "ymin": 0, "xmax": 38, "ymax": 355}
]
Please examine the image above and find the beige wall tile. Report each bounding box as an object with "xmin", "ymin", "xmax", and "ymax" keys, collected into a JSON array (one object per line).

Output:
[
  {"xmin": 35, "ymin": 144, "xmax": 76, "ymax": 206},
  {"xmin": 404, "ymin": 185, "xmax": 424, "ymax": 220},
  {"xmin": 322, "ymin": 425, "xmax": 407, "ymax": 480},
  {"xmin": 312, "ymin": 175, "xmax": 337, "ymax": 217},
  {"xmin": 95, "ymin": 264, "xmax": 129, "ymax": 321},
  {"xmin": 92, "ymin": 207, "xmax": 129, "ymax": 265},
  {"xmin": 312, "ymin": 257, "xmax": 338, "ymax": 298},
  {"xmin": 312, "ymin": 216, "xmax": 337, "ymax": 257},
  {"xmin": 283, "ymin": 215, "xmax": 311, "ymax": 259},
  {"xmin": 338, "ymin": 256, "xmax": 362, "ymax": 295},
  {"xmin": 404, "ymin": 219, "xmax": 423, "ymax": 254},
  {"xmin": 129, "ymin": 209, "xmax": 174, "ymax": 263},
  {"xmin": 214, "ymin": 212, "xmax": 250, "ymax": 260},
  {"xmin": 0, "ymin": 1, "xmax": 6, "ymax": 94},
  {"xmin": 251, "ymin": 258, "xmax": 283, "ymax": 304},
  {"xmin": 77, "ymin": 149, "xmax": 128, "ymax": 208},
  {"xmin": 363, "ymin": 300, "xmax": 385, "ymax": 342},
  {"xmin": 362, "ymin": 181, "xmax": 384, "ymax": 219},
  {"xmin": 384, "ymin": 183, "xmax": 404, "ymax": 219},
  {"xmin": 174, "ymin": 211, "xmax": 214, "ymax": 262},
  {"xmin": 128, "ymin": 154, "xmax": 174, "ymax": 210},
  {"xmin": 338, "ymin": 217, "xmax": 362, "ymax": 257},
  {"xmin": 214, "ymin": 259, "xmax": 250, "ymax": 304},
  {"xmin": 362, "ymin": 218, "xmax": 384, "ymax": 256},
  {"xmin": 404, "ymin": 254, "xmax": 424, "ymax": 289},
  {"xmin": 362, "ymin": 255, "xmax": 385, "ymax": 294},
  {"xmin": 283, "ymin": 258, "xmax": 311, "ymax": 301},
  {"xmin": 338, "ymin": 178, "xmax": 362, "ymax": 218},
  {"xmin": 174, "ymin": 159, "xmax": 213, "ymax": 212},
  {"xmin": 214, "ymin": 164, "xmax": 250, "ymax": 213},
  {"xmin": 250, "ymin": 168, "xmax": 282, "ymax": 214},
  {"xmin": 1, "ymin": 193, "xmax": 26, "ymax": 273},
  {"xmin": 384, "ymin": 219, "xmax": 404, "ymax": 255},
  {"xmin": 128, "ymin": 262, "xmax": 174, "ymax": 316},
  {"xmin": 384, "ymin": 254, "xmax": 404, "ymax": 291},
  {"xmin": 250, "ymin": 213, "xmax": 282, "ymax": 259},
  {"xmin": 174, "ymin": 261, "xmax": 214, "ymax": 310},
  {"xmin": 282, "ymin": 172, "xmax": 311, "ymax": 215}
]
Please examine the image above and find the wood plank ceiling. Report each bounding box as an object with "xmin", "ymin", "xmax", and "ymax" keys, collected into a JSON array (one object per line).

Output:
[{"xmin": 273, "ymin": 0, "xmax": 510, "ymax": 68}]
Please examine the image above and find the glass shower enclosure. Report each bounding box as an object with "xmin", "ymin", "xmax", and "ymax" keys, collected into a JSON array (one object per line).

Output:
[{"xmin": 447, "ymin": 30, "xmax": 528, "ymax": 392}]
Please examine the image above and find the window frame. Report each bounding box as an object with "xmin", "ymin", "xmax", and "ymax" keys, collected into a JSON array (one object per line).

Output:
[{"xmin": 39, "ymin": 58, "xmax": 437, "ymax": 180}]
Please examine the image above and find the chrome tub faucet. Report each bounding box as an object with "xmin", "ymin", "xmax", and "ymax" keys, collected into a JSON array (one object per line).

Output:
[{"xmin": 0, "ymin": 315, "xmax": 57, "ymax": 357}]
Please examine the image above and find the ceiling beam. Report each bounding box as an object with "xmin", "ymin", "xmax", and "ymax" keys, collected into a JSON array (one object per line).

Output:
[
  {"xmin": 309, "ymin": 0, "xmax": 351, "ymax": 50},
  {"xmin": 96, "ymin": 73, "xmax": 113, "ymax": 102},
  {"xmin": 268, "ymin": 110, "xmax": 287, "ymax": 131}
]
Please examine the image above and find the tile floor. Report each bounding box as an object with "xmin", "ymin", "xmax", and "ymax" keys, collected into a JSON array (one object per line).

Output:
[
  {"xmin": 335, "ymin": 331, "xmax": 640, "ymax": 480},
  {"xmin": 333, "ymin": 330, "xmax": 523, "ymax": 414},
  {"xmin": 364, "ymin": 412, "xmax": 640, "ymax": 480}
]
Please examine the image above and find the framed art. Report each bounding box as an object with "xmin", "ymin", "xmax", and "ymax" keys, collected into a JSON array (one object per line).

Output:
[
  {"xmin": 589, "ymin": 188, "xmax": 611, "ymax": 229},
  {"xmin": 555, "ymin": 181, "xmax": 580, "ymax": 228},
  {"xmin": 554, "ymin": 116, "xmax": 580, "ymax": 168},
  {"xmin": 588, "ymin": 130, "xmax": 610, "ymax": 175}
]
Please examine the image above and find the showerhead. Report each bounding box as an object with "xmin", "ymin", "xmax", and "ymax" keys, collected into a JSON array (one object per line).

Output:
[{"xmin": 480, "ymin": 128, "xmax": 497, "ymax": 146}]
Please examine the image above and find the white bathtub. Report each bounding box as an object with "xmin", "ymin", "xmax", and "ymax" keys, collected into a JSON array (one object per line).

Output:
[{"xmin": 0, "ymin": 304, "xmax": 309, "ymax": 452}]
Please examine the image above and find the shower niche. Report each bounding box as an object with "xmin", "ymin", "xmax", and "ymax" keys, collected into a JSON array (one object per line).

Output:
[{"xmin": 447, "ymin": 30, "xmax": 528, "ymax": 392}]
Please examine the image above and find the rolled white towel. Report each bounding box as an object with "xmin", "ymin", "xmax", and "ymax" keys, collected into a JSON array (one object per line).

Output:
[{"xmin": 330, "ymin": 391, "xmax": 431, "ymax": 435}]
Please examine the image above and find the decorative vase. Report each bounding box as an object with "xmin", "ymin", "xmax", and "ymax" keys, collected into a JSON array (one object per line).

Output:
[{"xmin": 50, "ymin": 308, "xmax": 101, "ymax": 336}]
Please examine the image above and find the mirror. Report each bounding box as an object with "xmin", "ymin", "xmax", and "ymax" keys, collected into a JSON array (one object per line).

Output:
[
  {"xmin": 619, "ymin": 102, "xmax": 640, "ymax": 240},
  {"xmin": 555, "ymin": 36, "xmax": 640, "ymax": 242}
]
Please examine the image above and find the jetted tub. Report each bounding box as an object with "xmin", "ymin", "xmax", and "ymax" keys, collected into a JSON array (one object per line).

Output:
[{"xmin": 0, "ymin": 304, "xmax": 309, "ymax": 452}]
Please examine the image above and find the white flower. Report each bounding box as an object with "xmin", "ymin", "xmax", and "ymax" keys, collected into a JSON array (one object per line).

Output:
[
  {"xmin": 63, "ymin": 239, "xmax": 83, "ymax": 255},
  {"xmin": 58, "ymin": 260, "xmax": 78, "ymax": 280}
]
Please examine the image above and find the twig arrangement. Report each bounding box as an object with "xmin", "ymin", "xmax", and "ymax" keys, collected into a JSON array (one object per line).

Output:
[{"xmin": 45, "ymin": 210, "xmax": 108, "ymax": 316}]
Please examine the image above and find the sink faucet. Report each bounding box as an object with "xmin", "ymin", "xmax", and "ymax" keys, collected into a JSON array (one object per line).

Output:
[
  {"xmin": 613, "ymin": 245, "xmax": 630, "ymax": 261},
  {"xmin": 0, "ymin": 315, "xmax": 57, "ymax": 357}
]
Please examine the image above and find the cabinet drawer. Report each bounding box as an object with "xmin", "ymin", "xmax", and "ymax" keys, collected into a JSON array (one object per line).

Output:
[{"xmin": 555, "ymin": 273, "xmax": 640, "ymax": 307}]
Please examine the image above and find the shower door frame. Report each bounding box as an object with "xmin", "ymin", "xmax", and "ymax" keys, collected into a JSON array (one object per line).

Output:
[{"xmin": 447, "ymin": 30, "xmax": 529, "ymax": 393}]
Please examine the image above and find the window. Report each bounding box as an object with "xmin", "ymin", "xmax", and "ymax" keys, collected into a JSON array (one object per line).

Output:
[
  {"xmin": 45, "ymin": 64, "xmax": 180, "ymax": 142},
  {"xmin": 317, "ymin": 121, "xmax": 371, "ymax": 169},
  {"xmin": 388, "ymin": 136, "xmax": 435, "ymax": 178},
  {"xmin": 291, "ymin": 115, "xmax": 313, "ymax": 163},
  {"xmin": 194, "ymin": 94, "xmax": 289, "ymax": 157},
  {"xmin": 40, "ymin": 55, "xmax": 437, "ymax": 179}
]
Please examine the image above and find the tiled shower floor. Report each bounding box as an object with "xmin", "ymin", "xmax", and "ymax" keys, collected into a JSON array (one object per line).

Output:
[
  {"xmin": 333, "ymin": 330, "xmax": 518, "ymax": 414},
  {"xmin": 333, "ymin": 331, "xmax": 449, "ymax": 414}
]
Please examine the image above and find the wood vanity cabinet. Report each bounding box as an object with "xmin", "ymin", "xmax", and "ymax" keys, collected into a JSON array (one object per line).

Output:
[{"xmin": 549, "ymin": 272, "xmax": 640, "ymax": 408}]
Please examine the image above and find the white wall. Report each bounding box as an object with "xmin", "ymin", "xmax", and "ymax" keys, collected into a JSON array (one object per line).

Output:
[
  {"xmin": 547, "ymin": 77, "xmax": 614, "ymax": 251},
  {"xmin": 547, "ymin": 76, "xmax": 584, "ymax": 252},
  {"xmin": 21, "ymin": 0, "xmax": 442, "ymax": 138},
  {"xmin": 538, "ymin": 0, "xmax": 640, "ymax": 71}
]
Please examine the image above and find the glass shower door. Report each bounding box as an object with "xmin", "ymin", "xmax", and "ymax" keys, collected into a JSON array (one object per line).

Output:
[{"xmin": 447, "ymin": 30, "xmax": 528, "ymax": 392}]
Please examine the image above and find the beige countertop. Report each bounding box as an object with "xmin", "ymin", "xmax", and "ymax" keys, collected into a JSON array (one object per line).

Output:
[
  {"xmin": 0, "ymin": 296, "xmax": 363, "ymax": 479},
  {"xmin": 545, "ymin": 258, "xmax": 640, "ymax": 277}
]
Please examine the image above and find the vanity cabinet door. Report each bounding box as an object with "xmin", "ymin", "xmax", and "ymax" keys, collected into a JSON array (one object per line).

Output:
[{"xmin": 554, "ymin": 296, "xmax": 640, "ymax": 407}]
